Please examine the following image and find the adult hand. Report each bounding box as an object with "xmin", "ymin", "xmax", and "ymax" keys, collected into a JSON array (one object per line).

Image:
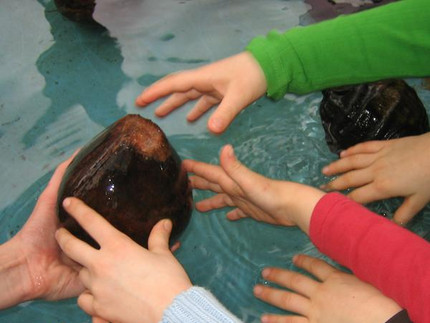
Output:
[
  {"xmin": 254, "ymin": 254, "xmax": 402, "ymax": 323},
  {"xmin": 56, "ymin": 198, "xmax": 192, "ymax": 323},
  {"xmin": 0, "ymin": 157, "xmax": 84, "ymax": 309},
  {"xmin": 321, "ymin": 133, "xmax": 430, "ymax": 225},
  {"xmin": 135, "ymin": 52, "xmax": 267, "ymax": 134},
  {"xmin": 183, "ymin": 144, "xmax": 324, "ymax": 233}
]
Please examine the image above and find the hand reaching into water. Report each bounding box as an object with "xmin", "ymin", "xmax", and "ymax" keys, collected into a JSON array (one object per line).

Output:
[
  {"xmin": 56, "ymin": 198, "xmax": 192, "ymax": 323},
  {"xmin": 135, "ymin": 52, "xmax": 267, "ymax": 134},
  {"xmin": 183, "ymin": 144, "xmax": 324, "ymax": 233},
  {"xmin": 254, "ymin": 254, "xmax": 403, "ymax": 323},
  {"xmin": 0, "ymin": 157, "xmax": 84, "ymax": 309},
  {"xmin": 321, "ymin": 133, "xmax": 430, "ymax": 225}
]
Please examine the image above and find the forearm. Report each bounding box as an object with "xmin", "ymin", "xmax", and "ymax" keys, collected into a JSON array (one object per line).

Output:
[
  {"xmin": 310, "ymin": 193, "xmax": 430, "ymax": 323},
  {"xmin": 247, "ymin": 0, "xmax": 430, "ymax": 99},
  {"xmin": 0, "ymin": 239, "xmax": 33, "ymax": 309}
]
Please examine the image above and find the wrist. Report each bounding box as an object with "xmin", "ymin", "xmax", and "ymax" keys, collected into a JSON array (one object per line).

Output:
[
  {"xmin": 283, "ymin": 183, "xmax": 325, "ymax": 234},
  {"xmin": 0, "ymin": 238, "xmax": 34, "ymax": 309}
]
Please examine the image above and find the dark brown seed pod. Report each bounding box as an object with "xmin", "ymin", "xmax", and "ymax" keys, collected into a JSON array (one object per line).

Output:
[{"xmin": 57, "ymin": 115, "xmax": 193, "ymax": 248}]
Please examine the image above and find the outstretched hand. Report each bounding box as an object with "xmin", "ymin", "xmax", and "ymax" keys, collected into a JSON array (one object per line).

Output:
[
  {"xmin": 56, "ymin": 198, "xmax": 192, "ymax": 323},
  {"xmin": 321, "ymin": 133, "xmax": 430, "ymax": 225},
  {"xmin": 254, "ymin": 254, "xmax": 402, "ymax": 323},
  {"xmin": 135, "ymin": 52, "xmax": 267, "ymax": 134},
  {"xmin": 0, "ymin": 156, "xmax": 84, "ymax": 309},
  {"xmin": 183, "ymin": 144, "xmax": 324, "ymax": 233}
]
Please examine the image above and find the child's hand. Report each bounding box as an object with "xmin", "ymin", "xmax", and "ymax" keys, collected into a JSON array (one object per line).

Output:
[
  {"xmin": 135, "ymin": 52, "xmax": 267, "ymax": 134},
  {"xmin": 183, "ymin": 145, "xmax": 324, "ymax": 233},
  {"xmin": 321, "ymin": 133, "xmax": 430, "ymax": 225},
  {"xmin": 254, "ymin": 254, "xmax": 402, "ymax": 323},
  {"xmin": 56, "ymin": 198, "xmax": 192, "ymax": 323}
]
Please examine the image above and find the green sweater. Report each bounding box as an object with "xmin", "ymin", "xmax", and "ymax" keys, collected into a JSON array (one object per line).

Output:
[{"xmin": 246, "ymin": 0, "xmax": 430, "ymax": 99}]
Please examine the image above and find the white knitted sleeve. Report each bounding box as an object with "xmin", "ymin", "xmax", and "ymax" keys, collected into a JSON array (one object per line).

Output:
[{"xmin": 161, "ymin": 286, "xmax": 243, "ymax": 323}]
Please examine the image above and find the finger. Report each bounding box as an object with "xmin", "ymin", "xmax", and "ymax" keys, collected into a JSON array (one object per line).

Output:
[
  {"xmin": 393, "ymin": 195, "xmax": 428, "ymax": 226},
  {"xmin": 226, "ymin": 208, "xmax": 249, "ymax": 221},
  {"xmin": 260, "ymin": 313, "xmax": 308, "ymax": 323},
  {"xmin": 92, "ymin": 317, "xmax": 109, "ymax": 323},
  {"xmin": 220, "ymin": 145, "xmax": 273, "ymax": 198},
  {"xmin": 187, "ymin": 95, "xmax": 221, "ymax": 122},
  {"xmin": 62, "ymin": 197, "xmax": 120, "ymax": 246},
  {"xmin": 170, "ymin": 241, "xmax": 181, "ymax": 253},
  {"xmin": 148, "ymin": 219, "xmax": 172, "ymax": 253},
  {"xmin": 135, "ymin": 71, "xmax": 201, "ymax": 106},
  {"xmin": 183, "ymin": 159, "xmax": 234, "ymax": 189},
  {"xmin": 347, "ymin": 182, "xmax": 392, "ymax": 204},
  {"xmin": 34, "ymin": 154, "xmax": 76, "ymax": 212},
  {"xmin": 56, "ymin": 228, "xmax": 97, "ymax": 267},
  {"xmin": 321, "ymin": 153, "xmax": 376, "ymax": 176},
  {"xmin": 79, "ymin": 267, "xmax": 92, "ymax": 289},
  {"xmin": 207, "ymin": 88, "xmax": 249, "ymax": 134},
  {"xmin": 339, "ymin": 140, "xmax": 385, "ymax": 158},
  {"xmin": 188, "ymin": 175, "xmax": 223, "ymax": 193},
  {"xmin": 321, "ymin": 169, "xmax": 373, "ymax": 192},
  {"xmin": 155, "ymin": 89, "xmax": 202, "ymax": 117},
  {"xmin": 254, "ymin": 284, "xmax": 310, "ymax": 316},
  {"xmin": 77, "ymin": 290, "xmax": 95, "ymax": 316},
  {"xmin": 194, "ymin": 194, "xmax": 234, "ymax": 212},
  {"xmin": 261, "ymin": 267, "xmax": 317, "ymax": 298},
  {"xmin": 292, "ymin": 254, "xmax": 338, "ymax": 281}
]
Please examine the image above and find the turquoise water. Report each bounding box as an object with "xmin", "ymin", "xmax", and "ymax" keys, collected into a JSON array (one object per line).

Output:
[{"xmin": 1, "ymin": 1, "xmax": 429, "ymax": 322}]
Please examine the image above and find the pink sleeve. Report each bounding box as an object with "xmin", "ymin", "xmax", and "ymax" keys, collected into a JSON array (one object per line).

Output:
[{"xmin": 309, "ymin": 193, "xmax": 430, "ymax": 323}]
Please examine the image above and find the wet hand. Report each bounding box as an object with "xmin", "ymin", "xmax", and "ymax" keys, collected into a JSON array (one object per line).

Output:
[
  {"xmin": 254, "ymin": 254, "xmax": 402, "ymax": 323},
  {"xmin": 56, "ymin": 198, "xmax": 192, "ymax": 323},
  {"xmin": 135, "ymin": 52, "xmax": 267, "ymax": 134},
  {"xmin": 0, "ymin": 156, "xmax": 85, "ymax": 310},
  {"xmin": 321, "ymin": 133, "xmax": 430, "ymax": 225},
  {"xmin": 183, "ymin": 145, "xmax": 323, "ymax": 232}
]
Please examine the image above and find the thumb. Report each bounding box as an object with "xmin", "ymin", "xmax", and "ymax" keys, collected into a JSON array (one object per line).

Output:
[
  {"xmin": 220, "ymin": 144, "xmax": 270, "ymax": 196},
  {"xmin": 393, "ymin": 195, "xmax": 428, "ymax": 226},
  {"xmin": 208, "ymin": 89, "xmax": 248, "ymax": 134},
  {"xmin": 148, "ymin": 219, "xmax": 173, "ymax": 252}
]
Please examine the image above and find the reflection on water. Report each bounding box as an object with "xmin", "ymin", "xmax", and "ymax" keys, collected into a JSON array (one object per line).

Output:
[
  {"xmin": 23, "ymin": 0, "xmax": 129, "ymax": 148},
  {"xmin": 0, "ymin": 0, "xmax": 429, "ymax": 322}
]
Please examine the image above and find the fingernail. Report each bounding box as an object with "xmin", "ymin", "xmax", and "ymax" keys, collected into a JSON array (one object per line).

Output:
[
  {"xmin": 253, "ymin": 285, "xmax": 263, "ymax": 296},
  {"xmin": 210, "ymin": 117, "xmax": 223, "ymax": 132},
  {"xmin": 321, "ymin": 166, "xmax": 329, "ymax": 174},
  {"xmin": 63, "ymin": 198, "xmax": 71, "ymax": 208},
  {"xmin": 261, "ymin": 315, "xmax": 270, "ymax": 323},
  {"xmin": 163, "ymin": 219, "xmax": 172, "ymax": 231},
  {"xmin": 261, "ymin": 267, "xmax": 271, "ymax": 278}
]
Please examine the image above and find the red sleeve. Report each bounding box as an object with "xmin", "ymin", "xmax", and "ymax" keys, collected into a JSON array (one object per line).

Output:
[{"xmin": 309, "ymin": 193, "xmax": 430, "ymax": 323}]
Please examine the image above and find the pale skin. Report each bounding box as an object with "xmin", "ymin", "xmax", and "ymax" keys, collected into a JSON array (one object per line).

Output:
[
  {"xmin": 321, "ymin": 133, "xmax": 430, "ymax": 225},
  {"xmin": 135, "ymin": 51, "xmax": 429, "ymax": 226},
  {"xmin": 135, "ymin": 52, "xmax": 267, "ymax": 134},
  {"xmin": 26, "ymin": 144, "xmax": 400, "ymax": 323},
  {"xmin": 52, "ymin": 146, "xmax": 402, "ymax": 323},
  {"xmin": 0, "ymin": 157, "xmax": 84, "ymax": 310},
  {"xmin": 55, "ymin": 198, "xmax": 192, "ymax": 323},
  {"xmin": 254, "ymin": 255, "xmax": 401, "ymax": 323},
  {"xmin": 186, "ymin": 144, "xmax": 403, "ymax": 323}
]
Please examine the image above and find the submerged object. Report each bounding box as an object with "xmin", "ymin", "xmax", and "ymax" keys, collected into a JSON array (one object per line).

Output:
[
  {"xmin": 320, "ymin": 79, "xmax": 430, "ymax": 154},
  {"xmin": 57, "ymin": 115, "xmax": 192, "ymax": 248},
  {"xmin": 54, "ymin": 0, "xmax": 96, "ymax": 23}
]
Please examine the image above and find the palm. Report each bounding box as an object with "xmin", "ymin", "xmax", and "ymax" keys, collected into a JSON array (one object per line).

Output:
[{"xmin": 14, "ymin": 158, "xmax": 84, "ymax": 301}]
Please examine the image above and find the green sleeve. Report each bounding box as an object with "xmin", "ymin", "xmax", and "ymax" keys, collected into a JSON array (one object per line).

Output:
[{"xmin": 246, "ymin": 0, "xmax": 430, "ymax": 99}]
